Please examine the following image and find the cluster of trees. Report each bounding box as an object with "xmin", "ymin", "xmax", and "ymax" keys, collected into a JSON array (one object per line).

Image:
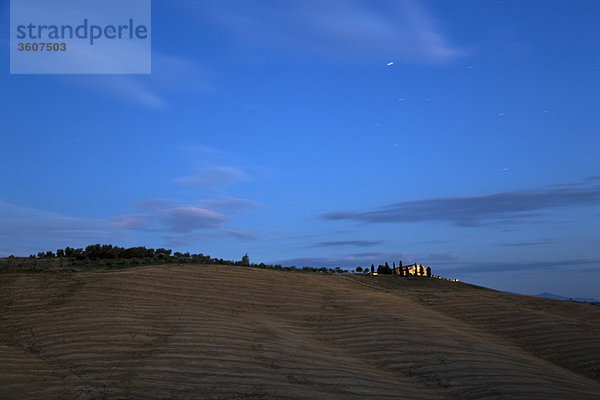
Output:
[
  {"xmin": 35, "ymin": 245, "xmax": 174, "ymax": 261},
  {"xmin": 32, "ymin": 244, "xmax": 256, "ymax": 266},
  {"xmin": 27, "ymin": 244, "xmax": 352, "ymax": 274},
  {"xmin": 354, "ymin": 263, "xmax": 393, "ymax": 274}
]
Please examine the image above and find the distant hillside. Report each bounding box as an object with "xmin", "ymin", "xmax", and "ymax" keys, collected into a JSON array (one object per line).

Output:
[
  {"xmin": 534, "ymin": 292, "xmax": 600, "ymax": 303},
  {"xmin": 1, "ymin": 265, "xmax": 599, "ymax": 399}
]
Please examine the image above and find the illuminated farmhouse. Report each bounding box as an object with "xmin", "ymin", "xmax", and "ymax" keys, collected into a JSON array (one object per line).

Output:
[
  {"xmin": 368, "ymin": 261, "xmax": 432, "ymax": 276},
  {"xmin": 393, "ymin": 263, "xmax": 431, "ymax": 277}
]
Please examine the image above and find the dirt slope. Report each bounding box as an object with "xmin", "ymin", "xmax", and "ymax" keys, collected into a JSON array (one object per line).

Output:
[{"xmin": 1, "ymin": 265, "xmax": 599, "ymax": 400}]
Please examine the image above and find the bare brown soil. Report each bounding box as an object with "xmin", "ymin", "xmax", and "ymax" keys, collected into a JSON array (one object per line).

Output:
[{"xmin": 1, "ymin": 265, "xmax": 599, "ymax": 399}]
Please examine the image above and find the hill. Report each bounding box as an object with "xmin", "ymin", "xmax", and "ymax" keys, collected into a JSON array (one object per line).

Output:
[
  {"xmin": 1, "ymin": 264, "xmax": 599, "ymax": 399},
  {"xmin": 533, "ymin": 292, "xmax": 600, "ymax": 303}
]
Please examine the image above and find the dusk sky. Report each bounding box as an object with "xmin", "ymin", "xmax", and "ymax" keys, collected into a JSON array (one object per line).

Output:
[{"xmin": 1, "ymin": 0, "xmax": 599, "ymax": 299}]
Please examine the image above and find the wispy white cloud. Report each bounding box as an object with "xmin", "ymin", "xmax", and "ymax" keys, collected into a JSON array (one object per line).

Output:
[
  {"xmin": 110, "ymin": 214, "xmax": 153, "ymax": 230},
  {"xmin": 226, "ymin": 228, "xmax": 258, "ymax": 241},
  {"xmin": 160, "ymin": 227, "xmax": 258, "ymax": 247},
  {"xmin": 194, "ymin": 0, "xmax": 464, "ymax": 64},
  {"xmin": 112, "ymin": 149, "xmax": 259, "ymax": 239},
  {"xmin": 175, "ymin": 166, "xmax": 249, "ymax": 189},
  {"xmin": 312, "ymin": 240, "xmax": 385, "ymax": 248},
  {"xmin": 0, "ymin": 201, "xmax": 118, "ymax": 256},
  {"xmin": 112, "ymin": 195, "xmax": 261, "ymax": 236},
  {"xmin": 136, "ymin": 197, "xmax": 263, "ymax": 214},
  {"xmin": 196, "ymin": 197, "xmax": 264, "ymax": 212},
  {"xmin": 61, "ymin": 53, "xmax": 211, "ymax": 109},
  {"xmin": 111, "ymin": 206, "xmax": 228, "ymax": 233},
  {"xmin": 135, "ymin": 199, "xmax": 177, "ymax": 212},
  {"xmin": 161, "ymin": 231, "xmax": 222, "ymax": 247},
  {"xmin": 161, "ymin": 207, "xmax": 228, "ymax": 232},
  {"xmin": 87, "ymin": 75, "xmax": 167, "ymax": 109},
  {"xmin": 399, "ymin": 0, "xmax": 463, "ymax": 62},
  {"xmin": 427, "ymin": 252, "xmax": 459, "ymax": 262}
]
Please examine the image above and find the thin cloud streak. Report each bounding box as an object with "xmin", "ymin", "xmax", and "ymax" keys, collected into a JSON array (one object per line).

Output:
[
  {"xmin": 275, "ymin": 251, "xmax": 415, "ymax": 268},
  {"xmin": 161, "ymin": 207, "xmax": 227, "ymax": 232},
  {"xmin": 161, "ymin": 228, "xmax": 258, "ymax": 247},
  {"xmin": 196, "ymin": 197, "xmax": 264, "ymax": 212},
  {"xmin": 502, "ymin": 240, "xmax": 555, "ymax": 247},
  {"xmin": 323, "ymin": 181, "xmax": 600, "ymax": 227},
  {"xmin": 438, "ymin": 259, "xmax": 600, "ymax": 274},
  {"xmin": 427, "ymin": 253, "xmax": 459, "ymax": 261},
  {"xmin": 312, "ymin": 240, "xmax": 385, "ymax": 248},
  {"xmin": 111, "ymin": 207, "xmax": 228, "ymax": 233},
  {"xmin": 176, "ymin": 166, "xmax": 248, "ymax": 189},
  {"xmin": 226, "ymin": 229, "xmax": 258, "ymax": 241},
  {"xmin": 110, "ymin": 214, "xmax": 153, "ymax": 230},
  {"xmin": 0, "ymin": 201, "xmax": 119, "ymax": 255}
]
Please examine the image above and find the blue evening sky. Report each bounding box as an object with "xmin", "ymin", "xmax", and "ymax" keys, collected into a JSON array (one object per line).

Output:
[{"xmin": 1, "ymin": 0, "xmax": 599, "ymax": 298}]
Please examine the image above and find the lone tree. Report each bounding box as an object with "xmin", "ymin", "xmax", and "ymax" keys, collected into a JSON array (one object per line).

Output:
[
  {"xmin": 371, "ymin": 264, "xmax": 375, "ymax": 274},
  {"xmin": 426, "ymin": 266, "xmax": 431, "ymax": 277},
  {"xmin": 241, "ymin": 253, "xmax": 250, "ymax": 266},
  {"xmin": 356, "ymin": 266, "xmax": 363, "ymax": 272}
]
